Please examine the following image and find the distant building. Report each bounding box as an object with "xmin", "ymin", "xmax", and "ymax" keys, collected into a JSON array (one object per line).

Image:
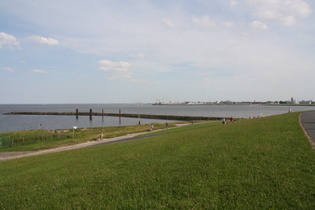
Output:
[
  {"xmin": 300, "ymin": 100, "xmax": 312, "ymax": 105},
  {"xmin": 287, "ymin": 97, "xmax": 299, "ymax": 105},
  {"xmin": 186, "ymin": 101, "xmax": 196, "ymax": 105}
]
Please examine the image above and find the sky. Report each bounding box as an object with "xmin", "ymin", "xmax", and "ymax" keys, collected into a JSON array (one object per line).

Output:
[{"xmin": 1, "ymin": 0, "xmax": 315, "ymax": 104}]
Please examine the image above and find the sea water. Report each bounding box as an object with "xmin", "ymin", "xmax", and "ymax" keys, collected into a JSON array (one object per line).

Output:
[{"xmin": 0, "ymin": 104, "xmax": 314, "ymax": 132}]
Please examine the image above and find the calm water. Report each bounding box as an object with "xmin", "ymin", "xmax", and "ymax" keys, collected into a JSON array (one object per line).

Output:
[{"xmin": 1, "ymin": 104, "xmax": 315, "ymax": 132}]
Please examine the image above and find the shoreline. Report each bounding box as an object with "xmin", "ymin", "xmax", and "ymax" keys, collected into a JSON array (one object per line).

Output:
[{"xmin": 4, "ymin": 111, "xmax": 225, "ymax": 121}]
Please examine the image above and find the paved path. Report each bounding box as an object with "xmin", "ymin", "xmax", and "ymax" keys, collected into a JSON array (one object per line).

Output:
[
  {"xmin": 0, "ymin": 131, "xmax": 164, "ymax": 161},
  {"xmin": 300, "ymin": 111, "xmax": 315, "ymax": 148},
  {"xmin": 0, "ymin": 124, "xmax": 190, "ymax": 162}
]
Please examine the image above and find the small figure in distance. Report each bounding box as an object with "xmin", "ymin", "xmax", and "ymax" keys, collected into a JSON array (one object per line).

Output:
[
  {"xmin": 99, "ymin": 131, "xmax": 103, "ymax": 141},
  {"xmin": 222, "ymin": 118, "xmax": 226, "ymax": 125},
  {"xmin": 230, "ymin": 116, "xmax": 234, "ymax": 123},
  {"xmin": 165, "ymin": 122, "xmax": 169, "ymax": 129}
]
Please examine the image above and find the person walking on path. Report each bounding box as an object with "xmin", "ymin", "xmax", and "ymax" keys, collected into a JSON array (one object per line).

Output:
[{"xmin": 99, "ymin": 132, "xmax": 104, "ymax": 141}]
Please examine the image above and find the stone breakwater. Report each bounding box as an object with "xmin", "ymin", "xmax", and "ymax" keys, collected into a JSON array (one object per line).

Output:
[{"xmin": 5, "ymin": 112, "xmax": 224, "ymax": 121}]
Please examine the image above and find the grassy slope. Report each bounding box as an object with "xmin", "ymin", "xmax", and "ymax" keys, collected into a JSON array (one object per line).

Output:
[
  {"xmin": 0, "ymin": 112, "xmax": 315, "ymax": 209},
  {"xmin": 0, "ymin": 123, "xmax": 173, "ymax": 151}
]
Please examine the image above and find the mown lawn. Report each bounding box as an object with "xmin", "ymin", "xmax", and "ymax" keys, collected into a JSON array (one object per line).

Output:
[
  {"xmin": 0, "ymin": 122, "xmax": 177, "ymax": 151},
  {"xmin": 0, "ymin": 112, "xmax": 314, "ymax": 209}
]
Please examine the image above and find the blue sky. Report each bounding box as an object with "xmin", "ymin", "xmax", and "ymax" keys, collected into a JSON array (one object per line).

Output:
[{"xmin": 1, "ymin": 0, "xmax": 314, "ymax": 104}]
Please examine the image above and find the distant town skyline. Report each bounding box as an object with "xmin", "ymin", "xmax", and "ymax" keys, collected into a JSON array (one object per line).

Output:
[
  {"xmin": 153, "ymin": 97, "xmax": 314, "ymax": 105},
  {"xmin": 1, "ymin": 0, "xmax": 315, "ymax": 104}
]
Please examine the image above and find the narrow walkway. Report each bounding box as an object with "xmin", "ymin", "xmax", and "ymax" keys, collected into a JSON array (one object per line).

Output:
[
  {"xmin": 300, "ymin": 111, "xmax": 315, "ymax": 149},
  {"xmin": 0, "ymin": 124, "xmax": 190, "ymax": 162}
]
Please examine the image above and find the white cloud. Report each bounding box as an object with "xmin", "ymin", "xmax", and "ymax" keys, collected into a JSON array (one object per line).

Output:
[
  {"xmin": 1, "ymin": 67, "xmax": 15, "ymax": 72},
  {"xmin": 99, "ymin": 60, "xmax": 131, "ymax": 72},
  {"xmin": 162, "ymin": 18, "xmax": 178, "ymax": 28},
  {"xmin": 249, "ymin": 0, "xmax": 312, "ymax": 26},
  {"xmin": 191, "ymin": 15, "xmax": 217, "ymax": 28},
  {"xmin": 1, "ymin": 0, "xmax": 315, "ymax": 102},
  {"xmin": 0, "ymin": 32, "xmax": 20, "ymax": 49},
  {"xmin": 258, "ymin": 10, "xmax": 295, "ymax": 26},
  {"xmin": 251, "ymin": 20, "xmax": 268, "ymax": 29},
  {"xmin": 99, "ymin": 59, "xmax": 136, "ymax": 81},
  {"xmin": 231, "ymin": 0, "xmax": 239, "ymax": 6},
  {"xmin": 31, "ymin": 69, "xmax": 48, "ymax": 74},
  {"xmin": 222, "ymin": 22, "xmax": 235, "ymax": 27},
  {"xmin": 28, "ymin": 36, "xmax": 59, "ymax": 45}
]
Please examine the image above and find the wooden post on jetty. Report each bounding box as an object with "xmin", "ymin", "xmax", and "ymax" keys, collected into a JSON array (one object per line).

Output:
[
  {"xmin": 119, "ymin": 109, "xmax": 121, "ymax": 124},
  {"xmin": 89, "ymin": 109, "xmax": 92, "ymax": 120},
  {"xmin": 76, "ymin": 109, "xmax": 79, "ymax": 119}
]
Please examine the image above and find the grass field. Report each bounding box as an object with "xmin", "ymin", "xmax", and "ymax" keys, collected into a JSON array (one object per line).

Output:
[
  {"xmin": 0, "ymin": 112, "xmax": 315, "ymax": 209},
  {"xmin": 0, "ymin": 122, "xmax": 178, "ymax": 151}
]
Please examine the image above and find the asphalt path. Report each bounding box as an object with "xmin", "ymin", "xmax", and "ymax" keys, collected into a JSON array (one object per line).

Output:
[
  {"xmin": 0, "ymin": 126, "xmax": 181, "ymax": 161},
  {"xmin": 300, "ymin": 111, "xmax": 315, "ymax": 145},
  {"xmin": 85, "ymin": 134, "xmax": 167, "ymax": 148}
]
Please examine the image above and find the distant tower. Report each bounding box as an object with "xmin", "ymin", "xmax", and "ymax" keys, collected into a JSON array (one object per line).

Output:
[{"xmin": 291, "ymin": 97, "xmax": 294, "ymax": 102}]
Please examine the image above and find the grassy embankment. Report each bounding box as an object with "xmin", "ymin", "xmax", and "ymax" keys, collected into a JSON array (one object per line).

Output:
[
  {"xmin": 1, "ymin": 112, "xmax": 315, "ymax": 209},
  {"xmin": 0, "ymin": 122, "xmax": 182, "ymax": 151}
]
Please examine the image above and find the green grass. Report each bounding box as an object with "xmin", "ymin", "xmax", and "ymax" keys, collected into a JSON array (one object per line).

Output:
[
  {"xmin": 0, "ymin": 112, "xmax": 315, "ymax": 209},
  {"xmin": 141, "ymin": 121, "xmax": 221, "ymax": 136},
  {"xmin": 0, "ymin": 122, "xmax": 179, "ymax": 151}
]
